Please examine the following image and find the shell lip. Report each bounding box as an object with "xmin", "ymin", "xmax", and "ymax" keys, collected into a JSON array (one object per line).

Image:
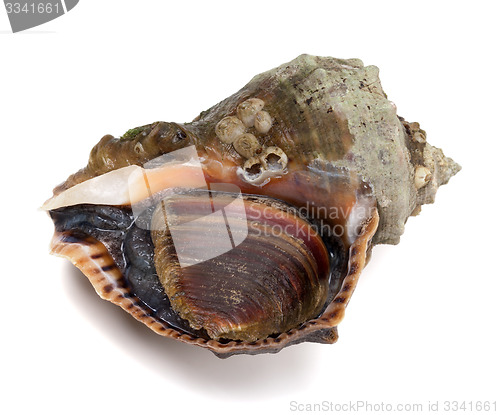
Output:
[{"xmin": 49, "ymin": 200, "xmax": 379, "ymax": 357}]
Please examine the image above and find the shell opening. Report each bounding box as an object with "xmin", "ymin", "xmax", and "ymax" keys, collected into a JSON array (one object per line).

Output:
[
  {"xmin": 243, "ymin": 158, "xmax": 264, "ymax": 182},
  {"xmin": 261, "ymin": 146, "xmax": 288, "ymax": 172}
]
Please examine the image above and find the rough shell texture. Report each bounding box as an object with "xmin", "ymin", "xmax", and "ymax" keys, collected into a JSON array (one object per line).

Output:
[{"xmin": 46, "ymin": 54, "xmax": 459, "ymax": 356}]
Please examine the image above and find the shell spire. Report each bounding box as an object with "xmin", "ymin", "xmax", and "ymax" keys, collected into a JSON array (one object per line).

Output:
[{"xmin": 402, "ymin": 118, "xmax": 461, "ymax": 221}]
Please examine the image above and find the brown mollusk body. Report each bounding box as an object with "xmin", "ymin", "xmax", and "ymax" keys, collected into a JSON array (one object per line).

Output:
[
  {"xmin": 151, "ymin": 191, "xmax": 331, "ymax": 342},
  {"xmin": 45, "ymin": 55, "xmax": 459, "ymax": 356}
]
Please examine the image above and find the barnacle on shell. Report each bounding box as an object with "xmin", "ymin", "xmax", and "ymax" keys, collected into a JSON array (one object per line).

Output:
[{"xmin": 44, "ymin": 55, "xmax": 459, "ymax": 357}]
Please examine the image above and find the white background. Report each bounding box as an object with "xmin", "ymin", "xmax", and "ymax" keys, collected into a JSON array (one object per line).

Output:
[{"xmin": 1, "ymin": 1, "xmax": 498, "ymax": 414}]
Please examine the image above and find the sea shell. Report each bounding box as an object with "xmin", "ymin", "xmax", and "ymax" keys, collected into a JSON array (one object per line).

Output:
[{"xmin": 44, "ymin": 55, "xmax": 459, "ymax": 357}]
